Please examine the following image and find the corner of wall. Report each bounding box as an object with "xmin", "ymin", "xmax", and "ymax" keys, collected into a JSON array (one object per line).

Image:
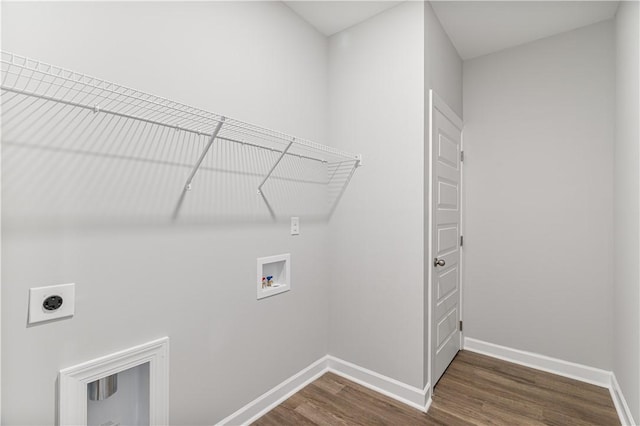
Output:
[
  {"xmin": 613, "ymin": 1, "xmax": 640, "ymax": 422},
  {"xmin": 424, "ymin": 0, "xmax": 463, "ymax": 119}
]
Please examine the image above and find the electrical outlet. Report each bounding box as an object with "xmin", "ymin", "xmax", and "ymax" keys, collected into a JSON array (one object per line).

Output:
[
  {"xmin": 290, "ymin": 217, "xmax": 299, "ymax": 235},
  {"xmin": 28, "ymin": 283, "xmax": 75, "ymax": 325}
]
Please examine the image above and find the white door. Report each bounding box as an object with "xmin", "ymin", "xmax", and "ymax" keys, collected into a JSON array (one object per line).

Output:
[{"xmin": 430, "ymin": 90, "xmax": 463, "ymax": 387}]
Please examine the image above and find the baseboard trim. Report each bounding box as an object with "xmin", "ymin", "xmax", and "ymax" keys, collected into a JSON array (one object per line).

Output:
[
  {"xmin": 610, "ymin": 373, "xmax": 637, "ymax": 426},
  {"xmin": 327, "ymin": 355, "xmax": 430, "ymax": 412},
  {"xmin": 220, "ymin": 340, "xmax": 630, "ymax": 425},
  {"xmin": 463, "ymin": 337, "xmax": 611, "ymax": 388},
  {"xmin": 217, "ymin": 355, "xmax": 431, "ymax": 425},
  {"xmin": 216, "ymin": 357, "xmax": 328, "ymax": 425}
]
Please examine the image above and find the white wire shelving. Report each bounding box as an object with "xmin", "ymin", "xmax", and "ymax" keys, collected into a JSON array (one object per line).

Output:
[{"xmin": 0, "ymin": 51, "xmax": 361, "ymax": 222}]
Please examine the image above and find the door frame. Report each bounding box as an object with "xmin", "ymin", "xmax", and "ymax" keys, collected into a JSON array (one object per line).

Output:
[{"xmin": 427, "ymin": 89, "xmax": 464, "ymax": 393}]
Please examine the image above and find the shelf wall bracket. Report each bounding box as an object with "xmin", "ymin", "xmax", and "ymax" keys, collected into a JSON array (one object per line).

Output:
[
  {"xmin": 171, "ymin": 118, "xmax": 225, "ymax": 221},
  {"xmin": 257, "ymin": 138, "xmax": 295, "ymax": 196}
]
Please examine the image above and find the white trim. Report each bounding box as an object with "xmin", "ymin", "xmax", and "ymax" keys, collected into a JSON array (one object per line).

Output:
[
  {"xmin": 217, "ymin": 355, "xmax": 431, "ymax": 425},
  {"xmin": 216, "ymin": 356, "xmax": 328, "ymax": 426},
  {"xmin": 216, "ymin": 345, "xmax": 634, "ymax": 426},
  {"xmin": 0, "ymin": 10, "xmax": 4, "ymax": 414},
  {"xmin": 427, "ymin": 89, "xmax": 434, "ymax": 397},
  {"xmin": 327, "ymin": 355, "xmax": 431, "ymax": 412},
  {"xmin": 432, "ymin": 91, "xmax": 463, "ymax": 130},
  {"xmin": 459, "ymin": 113, "xmax": 465, "ymax": 350},
  {"xmin": 610, "ymin": 373, "xmax": 637, "ymax": 426},
  {"xmin": 58, "ymin": 337, "xmax": 169, "ymax": 426},
  {"xmin": 463, "ymin": 337, "xmax": 611, "ymax": 388},
  {"xmin": 464, "ymin": 337, "xmax": 638, "ymax": 426}
]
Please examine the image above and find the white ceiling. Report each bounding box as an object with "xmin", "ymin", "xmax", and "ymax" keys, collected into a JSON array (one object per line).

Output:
[
  {"xmin": 284, "ymin": 1, "xmax": 619, "ymax": 60},
  {"xmin": 431, "ymin": 1, "xmax": 620, "ymax": 60},
  {"xmin": 284, "ymin": 1, "xmax": 402, "ymax": 36}
]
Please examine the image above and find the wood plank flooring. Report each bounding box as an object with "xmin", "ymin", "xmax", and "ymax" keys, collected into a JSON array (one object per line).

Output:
[{"xmin": 252, "ymin": 351, "xmax": 619, "ymax": 425}]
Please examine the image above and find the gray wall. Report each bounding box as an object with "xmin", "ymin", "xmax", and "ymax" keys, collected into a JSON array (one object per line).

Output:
[
  {"xmin": 463, "ymin": 21, "xmax": 615, "ymax": 370},
  {"xmin": 1, "ymin": 2, "xmax": 331, "ymax": 424},
  {"xmin": 327, "ymin": 1, "xmax": 426, "ymax": 389},
  {"xmin": 423, "ymin": 1, "xmax": 463, "ymax": 387},
  {"xmin": 326, "ymin": 1, "xmax": 462, "ymax": 390},
  {"xmin": 614, "ymin": 1, "xmax": 640, "ymax": 422},
  {"xmin": 425, "ymin": 2, "xmax": 463, "ymax": 119}
]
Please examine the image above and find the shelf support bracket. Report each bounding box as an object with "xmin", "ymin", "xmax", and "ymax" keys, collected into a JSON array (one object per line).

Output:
[
  {"xmin": 257, "ymin": 138, "xmax": 295, "ymax": 196},
  {"xmin": 172, "ymin": 118, "xmax": 225, "ymax": 221}
]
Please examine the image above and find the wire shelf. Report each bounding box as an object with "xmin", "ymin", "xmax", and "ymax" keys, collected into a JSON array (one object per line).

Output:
[{"xmin": 0, "ymin": 51, "xmax": 361, "ymax": 223}]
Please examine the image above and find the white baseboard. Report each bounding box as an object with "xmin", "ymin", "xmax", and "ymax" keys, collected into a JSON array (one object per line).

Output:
[
  {"xmin": 217, "ymin": 355, "xmax": 431, "ymax": 425},
  {"xmin": 464, "ymin": 337, "xmax": 638, "ymax": 426},
  {"xmin": 463, "ymin": 337, "xmax": 612, "ymax": 388},
  {"xmin": 216, "ymin": 357, "xmax": 328, "ymax": 425},
  {"xmin": 327, "ymin": 355, "xmax": 430, "ymax": 412},
  {"xmin": 219, "ymin": 340, "xmax": 632, "ymax": 426},
  {"xmin": 610, "ymin": 373, "xmax": 637, "ymax": 426}
]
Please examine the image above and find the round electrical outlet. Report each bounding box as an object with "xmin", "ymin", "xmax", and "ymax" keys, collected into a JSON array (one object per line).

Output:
[{"xmin": 43, "ymin": 295, "xmax": 64, "ymax": 311}]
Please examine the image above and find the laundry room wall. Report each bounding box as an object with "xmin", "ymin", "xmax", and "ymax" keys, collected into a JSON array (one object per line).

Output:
[
  {"xmin": 463, "ymin": 20, "xmax": 615, "ymax": 370},
  {"xmin": 327, "ymin": 1, "xmax": 426, "ymax": 389},
  {"xmin": 1, "ymin": 2, "xmax": 332, "ymax": 423},
  {"xmin": 613, "ymin": 1, "xmax": 640, "ymax": 422}
]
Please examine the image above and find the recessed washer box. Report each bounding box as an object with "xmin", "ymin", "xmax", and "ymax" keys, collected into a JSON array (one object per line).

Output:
[{"xmin": 257, "ymin": 254, "xmax": 290, "ymax": 300}]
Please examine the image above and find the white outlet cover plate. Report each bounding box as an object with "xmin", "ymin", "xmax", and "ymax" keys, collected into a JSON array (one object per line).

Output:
[
  {"xmin": 291, "ymin": 217, "xmax": 300, "ymax": 235},
  {"xmin": 28, "ymin": 283, "xmax": 75, "ymax": 325}
]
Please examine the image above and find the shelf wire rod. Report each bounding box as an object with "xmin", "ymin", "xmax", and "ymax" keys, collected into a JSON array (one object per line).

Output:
[
  {"xmin": 2, "ymin": 66, "xmax": 110, "ymax": 134},
  {"xmin": 327, "ymin": 162, "xmax": 344, "ymax": 184},
  {"xmin": 216, "ymin": 136, "xmax": 325, "ymax": 164},
  {"xmin": 171, "ymin": 118, "xmax": 226, "ymax": 221},
  {"xmin": 0, "ymin": 60, "xmax": 17, "ymax": 86},
  {"xmin": 257, "ymin": 138, "xmax": 295, "ymax": 195},
  {"xmin": 221, "ymin": 120, "xmax": 340, "ymax": 157},
  {"xmin": 19, "ymin": 74, "xmax": 110, "ymax": 142},
  {"xmin": 0, "ymin": 86, "xmax": 217, "ymax": 138},
  {"xmin": 219, "ymin": 123, "xmax": 328, "ymax": 160},
  {"xmin": 112, "ymin": 88, "xmax": 196, "ymax": 130},
  {"xmin": 1, "ymin": 54, "xmax": 223, "ymax": 122},
  {"xmin": 1, "ymin": 69, "xmax": 216, "ymax": 133},
  {"xmin": 328, "ymin": 160, "xmax": 359, "ymax": 218},
  {"xmin": 219, "ymin": 118, "xmax": 351, "ymax": 158},
  {"xmin": 1, "ymin": 70, "xmax": 58, "ymax": 128},
  {"xmin": 2, "ymin": 70, "xmax": 358, "ymax": 162},
  {"xmin": 2, "ymin": 53, "xmax": 360, "ymax": 160},
  {"xmin": 15, "ymin": 76, "xmax": 214, "ymax": 134},
  {"xmin": 0, "ymin": 84, "xmax": 349, "ymax": 166},
  {"xmin": 0, "ymin": 90, "xmax": 26, "ymax": 114}
]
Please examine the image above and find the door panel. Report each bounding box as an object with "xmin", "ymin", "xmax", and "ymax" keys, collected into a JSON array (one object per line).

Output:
[
  {"xmin": 438, "ymin": 134, "xmax": 459, "ymax": 170},
  {"xmin": 431, "ymin": 93, "xmax": 463, "ymax": 387},
  {"xmin": 437, "ymin": 225, "xmax": 458, "ymax": 254},
  {"xmin": 437, "ymin": 267, "xmax": 458, "ymax": 301},
  {"xmin": 437, "ymin": 307, "xmax": 458, "ymax": 347},
  {"xmin": 437, "ymin": 180, "xmax": 458, "ymax": 210}
]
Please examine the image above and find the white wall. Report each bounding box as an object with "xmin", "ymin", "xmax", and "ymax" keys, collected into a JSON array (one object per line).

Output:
[
  {"xmin": 327, "ymin": 2, "xmax": 426, "ymax": 389},
  {"xmin": 425, "ymin": 2, "xmax": 463, "ymax": 119},
  {"xmin": 423, "ymin": 1, "xmax": 463, "ymax": 387},
  {"xmin": 614, "ymin": 1, "xmax": 640, "ymax": 422},
  {"xmin": 463, "ymin": 21, "xmax": 615, "ymax": 370},
  {"xmin": 1, "ymin": 2, "xmax": 330, "ymax": 424}
]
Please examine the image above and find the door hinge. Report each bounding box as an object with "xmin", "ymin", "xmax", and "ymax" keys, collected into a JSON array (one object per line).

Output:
[
  {"xmin": 460, "ymin": 151, "xmax": 464, "ymax": 162},
  {"xmin": 459, "ymin": 320, "xmax": 463, "ymax": 332},
  {"xmin": 460, "ymin": 235, "xmax": 464, "ymax": 247}
]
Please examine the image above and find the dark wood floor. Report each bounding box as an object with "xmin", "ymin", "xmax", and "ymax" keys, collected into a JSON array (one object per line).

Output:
[{"xmin": 253, "ymin": 350, "xmax": 620, "ymax": 426}]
